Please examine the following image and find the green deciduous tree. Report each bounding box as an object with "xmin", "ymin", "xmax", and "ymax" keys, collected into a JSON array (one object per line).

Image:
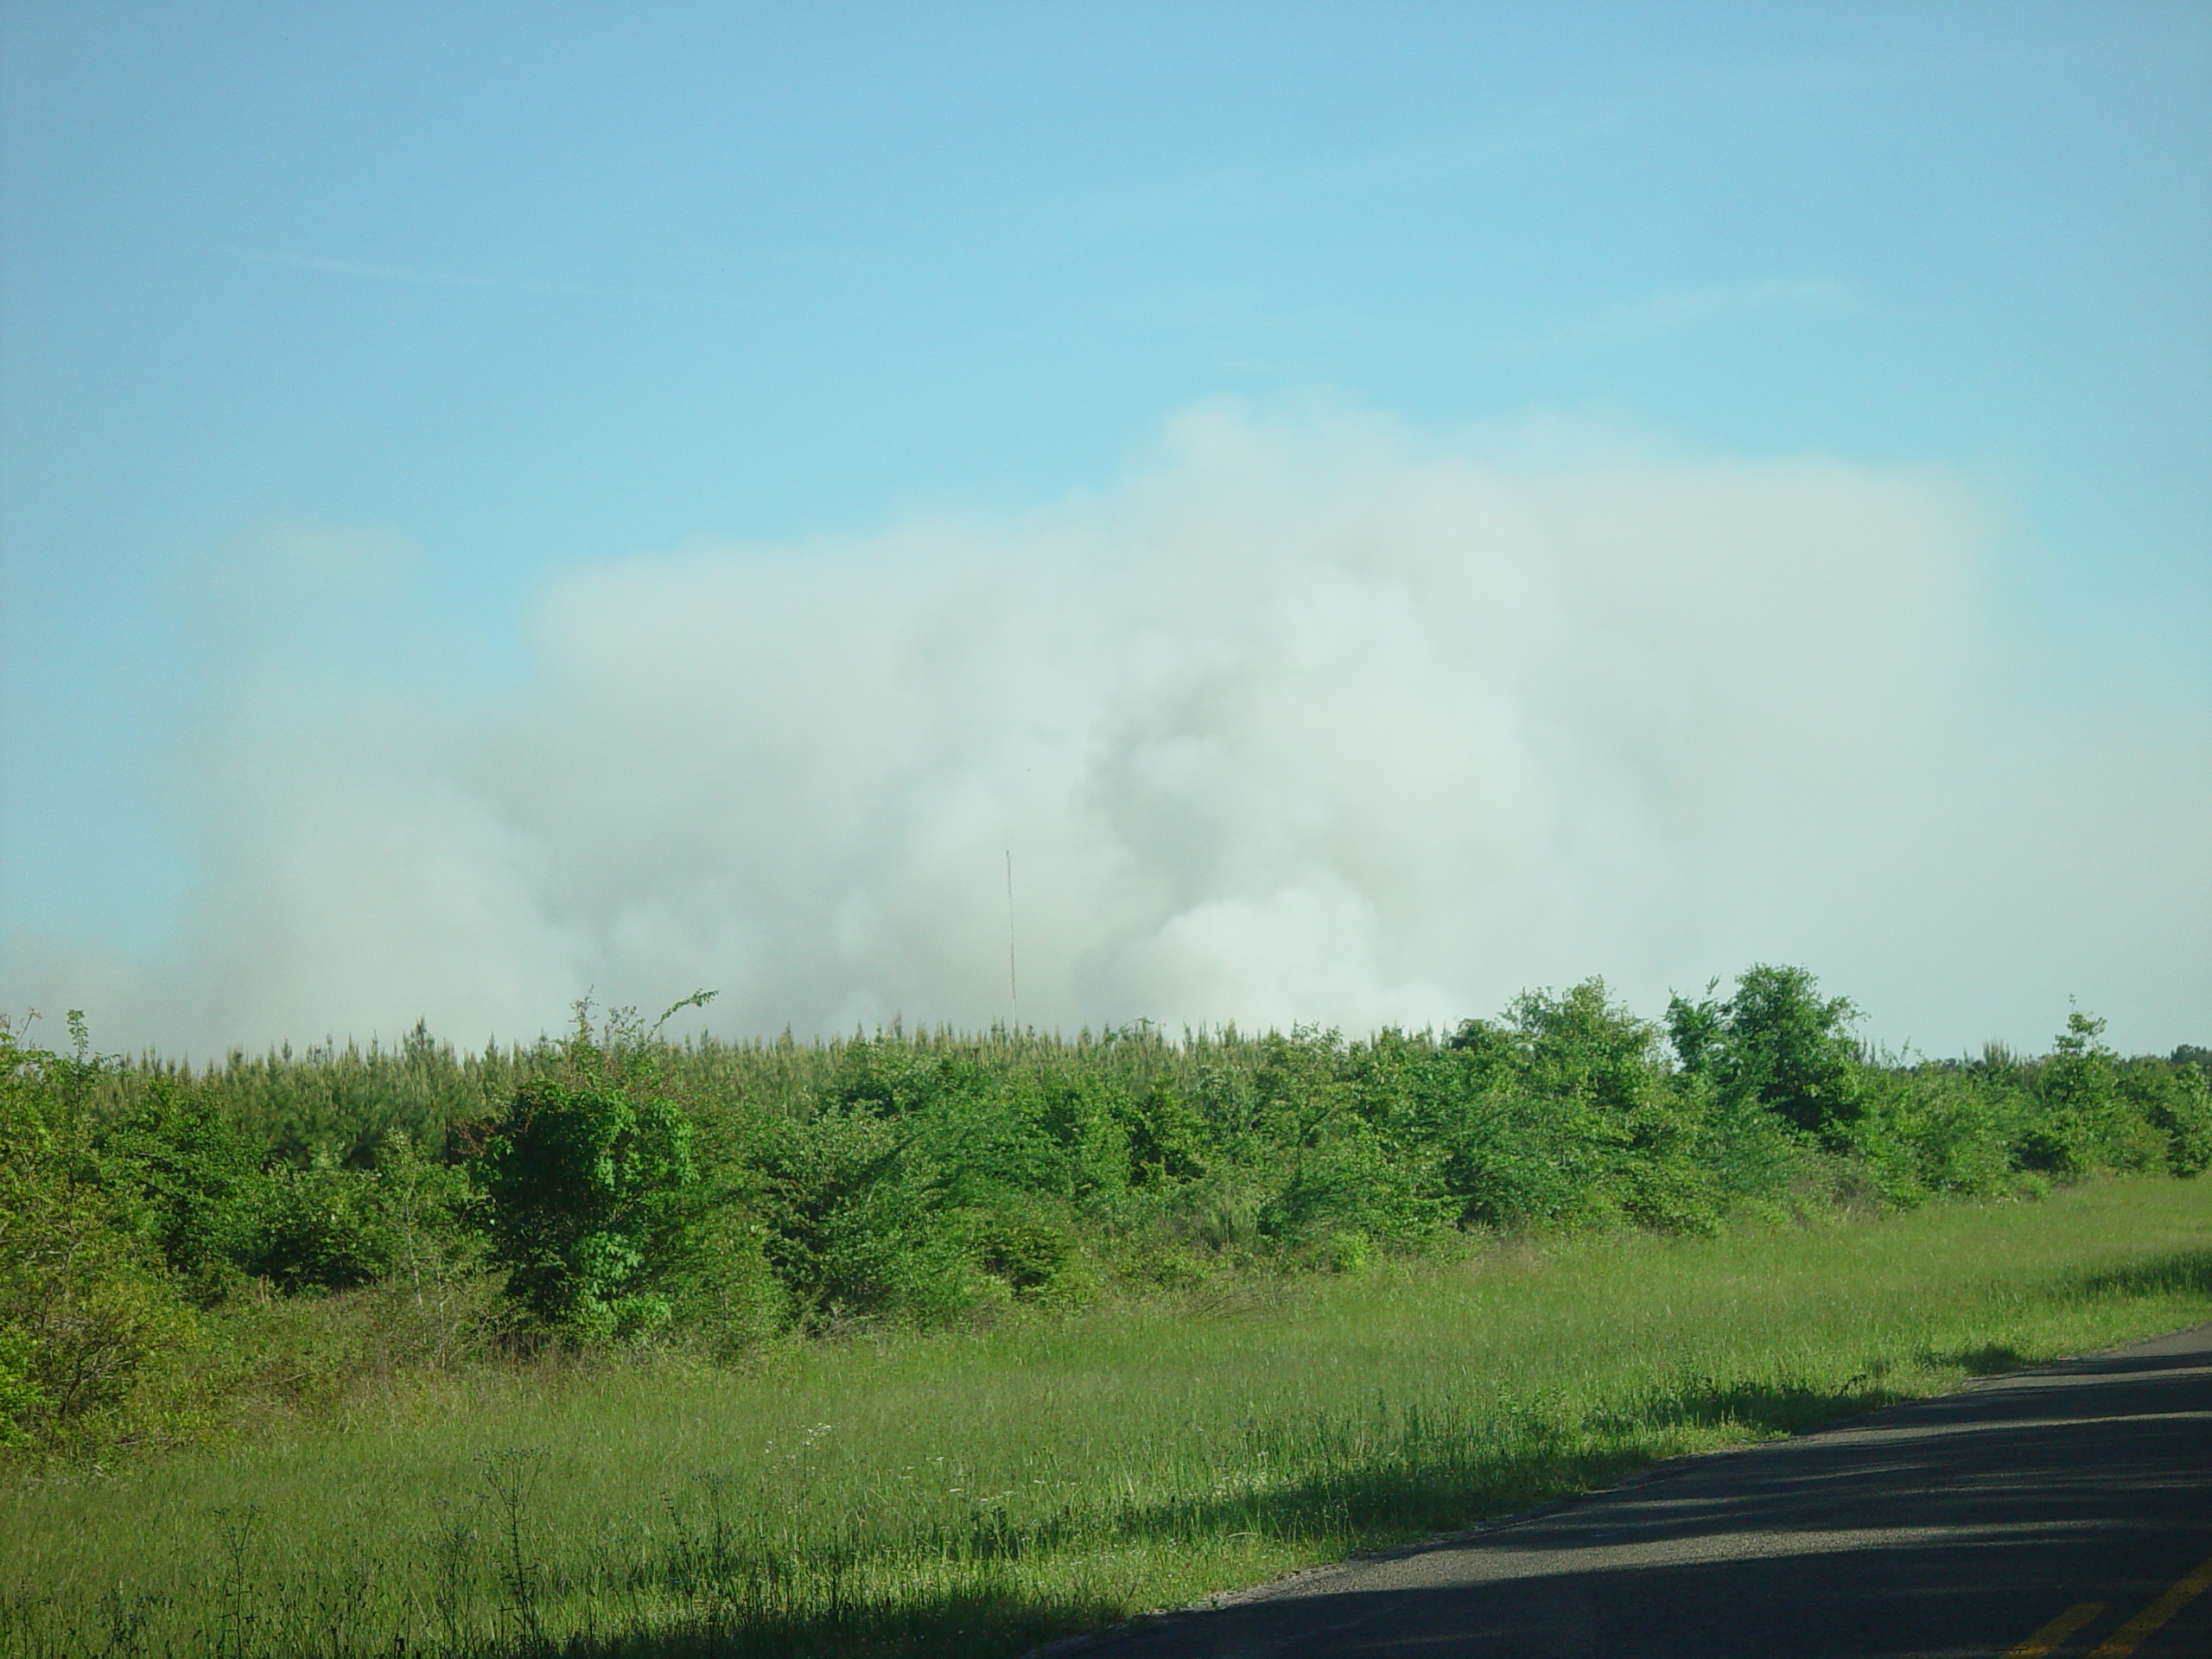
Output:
[
  {"xmin": 1669, "ymin": 963, "xmax": 1863, "ymax": 1140},
  {"xmin": 2021, "ymin": 1009, "xmax": 2166, "ymax": 1175},
  {"xmin": 468, "ymin": 1000, "xmax": 706, "ymax": 1341}
]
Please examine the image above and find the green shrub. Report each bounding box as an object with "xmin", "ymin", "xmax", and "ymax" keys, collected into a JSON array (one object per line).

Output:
[
  {"xmin": 0, "ymin": 1014, "xmax": 204, "ymax": 1454},
  {"xmin": 468, "ymin": 1004, "xmax": 705, "ymax": 1342},
  {"xmin": 8, "ymin": 974, "xmax": 2197, "ymax": 1463},
  {"xmin": 2126, "ymin": 1058, "xmax": 2212, "ymax": 1177},
  {"xmin": 1259, "ymin": 1122, "xmax": 1454, "ymax": 1252},
  {"xmin": 2020, "ymin": 1010, "xmax": 2167, "ymax": 1175},
  {"xmin": 1438, "ymin": 981, "xmax": 1718, "ymax": 1233},
  {"xmin": 1669, "ymin": 963, "xmax": 1863, "ymax": 1141},
  {"xmin": 95, "ymin": 1081, "xmax": 270, "ymax": 1303},
  {"xmin": 1841, "ymin": 1065, "xmax": 2019, "ymax": 1205}
]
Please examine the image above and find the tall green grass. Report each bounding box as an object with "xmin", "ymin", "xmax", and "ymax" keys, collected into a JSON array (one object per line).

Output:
[{"xmin": 6, "ymin": 1178, "xmax": 2210, "ymax": 1659}]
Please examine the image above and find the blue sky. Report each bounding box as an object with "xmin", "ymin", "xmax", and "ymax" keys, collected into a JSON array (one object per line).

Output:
[{"xmin": 2, "ymin": 3, "xmax": 2207, "ymax": 1055}]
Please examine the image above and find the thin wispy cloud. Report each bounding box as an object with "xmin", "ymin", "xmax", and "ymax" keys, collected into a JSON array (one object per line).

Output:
[
  {"xmin": 1482, "ymin": 280, "xmax": 1857, "ymax": 358},
  {"xmin": 213, "ymin": 245, "xmax": 588, "ymax": 295},
  {"xmin": 1246, "ymin": 41, "xmax": 2086, "ymax": 217}
]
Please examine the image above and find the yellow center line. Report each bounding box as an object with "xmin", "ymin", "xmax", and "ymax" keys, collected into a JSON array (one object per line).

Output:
[
  {"xmin": 2088, "ymin": 1549, "xmax": 2212, "ymax": 1659},
  {"xmin": 2005, "ymin": 1602, "xmax": 2105, "ymax": 1658}
]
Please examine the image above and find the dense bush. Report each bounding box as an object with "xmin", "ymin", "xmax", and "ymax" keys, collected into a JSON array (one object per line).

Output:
[
  {"xmin": 0, "ymin": 1015, "xmax": 201, "ymax": 1453},
  {"xmin": 3, "ymin": 971, "xmax": 2204, "ymax": 1459},
  {"xmin": 468, "ymin": 1013, "xmax": 702, "ymax": 1342},
  {"xmin": 1669, "ymin": 964, "xmax": 1863, "ymax": 1141}
]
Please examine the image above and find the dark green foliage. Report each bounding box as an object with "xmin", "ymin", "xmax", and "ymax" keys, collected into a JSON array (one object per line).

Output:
[
  {"xmin": 470, "ymin": 1009, "xmax": 702, "ymax": 1341},
  {"xmin": 2018, "ymin": 1010, "xmax": 2168, "ymax": 1176},
  {"xmin": 8, "ymin": 975, "xmax": 2203, "ymax": 1465},
  {"xmin": 249, "ymin": 1156, "xmax": 390, "ymax": 1293},
  {"xmin": 753, "ymin": 1087, "xmax": 968, "ymax": 1326},
  {"xmin": 1435, "ymin": 988, "xmax": 1683, "ymax": 1231},
  {"xmin": 1245, "ymin": 1031, "xmax": 1454, "ymax": 1254},
  {"xmin": 97, "ymin": 1084, "xmax": 269, "ymax": 1301},
  {"xmin": 1669, "ymin": 963, "xmax": 1863, "ymax": 1140},
  {"xmin": 2131, "ymin": 1058, "xmax": 2212, "ymax": 1176},
  {"xmin": 0, "ymin": 1014, "xmax": 200, "ymax": 1453},
  {"xmin": 93, "ymin": 1083, "xmax": 458, "ymax": 1300},
  {"xmin": 1840, "ymin": 1063, "xmax": 2018, "ymax": 1205},
  {"xmin": 747, "ymin": 1043, "xmax": 1131, "ymax": 1326}
]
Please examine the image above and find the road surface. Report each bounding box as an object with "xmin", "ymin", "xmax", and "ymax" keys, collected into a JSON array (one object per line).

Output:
[{"xmin": 1068, "ymin": 1322, "xmax": 2212, "ymax": 1659}]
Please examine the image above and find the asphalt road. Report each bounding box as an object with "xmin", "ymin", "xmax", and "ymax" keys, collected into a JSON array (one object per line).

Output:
[{"xmin": 1071, "ymin": 1322, "xmax": 2212, "ymax": 1659}]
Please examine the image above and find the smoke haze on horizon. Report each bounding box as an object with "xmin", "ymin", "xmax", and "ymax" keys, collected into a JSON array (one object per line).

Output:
[{"xmin": 7, "ymin": 407, "xmax": 2204, "ymax": 1060}]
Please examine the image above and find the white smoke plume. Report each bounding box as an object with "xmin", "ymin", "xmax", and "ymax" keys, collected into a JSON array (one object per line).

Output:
[{"xmin": 10, "ymin": 406, "xmax": 2207, "ymax": 1055}]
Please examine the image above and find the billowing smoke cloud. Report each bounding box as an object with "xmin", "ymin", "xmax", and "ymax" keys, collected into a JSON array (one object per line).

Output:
[{"xmin": 10, "ymin": 406, "xmax": 2207, "ymax": 1054}]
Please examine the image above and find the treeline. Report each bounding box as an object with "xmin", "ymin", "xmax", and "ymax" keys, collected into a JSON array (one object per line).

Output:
[{"xmin": 3, "ymin": 968, "xmax": 2207, "ymax": 1459}]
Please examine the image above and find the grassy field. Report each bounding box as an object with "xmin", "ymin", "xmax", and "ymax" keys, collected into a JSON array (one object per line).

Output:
[{"xmin": 5, "ymin": 1177, "xmax": 2211, "ymax": 1659}]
